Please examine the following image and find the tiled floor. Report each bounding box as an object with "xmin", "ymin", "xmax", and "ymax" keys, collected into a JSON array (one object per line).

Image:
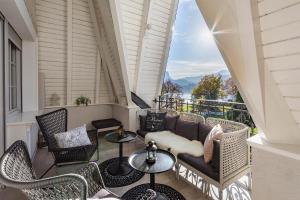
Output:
[{"xmin": 0, "ymin": 135, "xmax": 251, "ymax": 200}]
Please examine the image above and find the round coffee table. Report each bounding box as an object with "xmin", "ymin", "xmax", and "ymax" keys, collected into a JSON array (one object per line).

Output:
[
  {"xmin": 128, "ymin": 149, "xmax": 176, "ymax": 190},
  {"xmin": 104, "ymin": 131, "xmax": 137, "ymax": 176}
]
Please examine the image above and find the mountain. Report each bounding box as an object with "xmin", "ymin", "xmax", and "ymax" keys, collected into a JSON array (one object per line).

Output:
[{"xmin": 164, "ymin": 69, "xmax": 231, "ymax": 94}]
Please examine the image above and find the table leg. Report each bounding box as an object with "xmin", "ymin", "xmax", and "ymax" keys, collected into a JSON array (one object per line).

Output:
[
  {"xmin": 119, "ymin": 143, "xmax": 123, "ymax": 168},
  {"xmin": 150, "ymin": 173, "xmax": 155, "ymax": 190}
]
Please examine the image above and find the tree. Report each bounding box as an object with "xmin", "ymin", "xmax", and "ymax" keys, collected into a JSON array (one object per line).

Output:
[
  {"xmin": 224, "ymin": 77, "xmax": 238, "ymax": 96},
  {"xmin": 192, "ymin": 74, "xmax": 223, "ymax": 100},
  {"xmin": 161, "ymin": 80, "xmax": 182, "ymax": 97}
]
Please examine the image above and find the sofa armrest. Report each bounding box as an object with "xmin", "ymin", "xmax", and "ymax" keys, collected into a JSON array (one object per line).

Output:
[{"xmin": 219, "ymin": 127, "xmax": 250, "ymax": 181}]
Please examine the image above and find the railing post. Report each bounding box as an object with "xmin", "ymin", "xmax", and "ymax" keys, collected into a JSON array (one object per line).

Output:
[
  {"xmin": 175, "ymin": 99, "xmax": 178, "ymax": 111},
  {"xmin": 187, "ymin": 101, "xmax": 189, "ymax": 112},
  {"xmin": 223, "ymin": 105, "xmax": 225, "ymax": 119}
]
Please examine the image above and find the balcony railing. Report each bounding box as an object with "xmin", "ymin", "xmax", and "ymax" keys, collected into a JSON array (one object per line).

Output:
[{"xmin": 154, "ymin": 95, "xmax": 256, "ymax": 134}]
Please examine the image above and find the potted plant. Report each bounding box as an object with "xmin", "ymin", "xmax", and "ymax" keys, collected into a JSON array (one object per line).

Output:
[{"xmin": 75, "ymin": 96, "xmax": 91, "ymax": 106}]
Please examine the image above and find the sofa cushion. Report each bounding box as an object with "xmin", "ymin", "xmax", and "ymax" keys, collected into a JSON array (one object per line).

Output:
[
  {"xmin": 211, "ymin": 140, "xmax": 220, "ymax": 172},
  {"xmin": 175, "ymin": 119, "xmax": 199, "ymax": 141},
  {"xmin": 145, "ymin": 111, "xmax": 166, "ymax": 132},
  {"xmin": 139, "ymin": 115, "xmax": 147, "ymax": 131},
  {"xmin": 137, "ymin": 130, "xmax": 148, "ymax": 138},
  {"xmin": 165, "ymin": 115, "xmax": 179, "ymax": 132},
  {"xmin": 178, "ymin": 153, "xmax": 219, "ymax": 181},
  {"xmin": 198, "ymin": 122, "xmax": 212, "ymax": 144}
]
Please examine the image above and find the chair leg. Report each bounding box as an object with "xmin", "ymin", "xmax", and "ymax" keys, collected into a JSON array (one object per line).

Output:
[
  {"xmin": 219, "ymin": 188, "xmax": 223, "ymax": 200},
  {"xmin": 248, "ymin": 172, "xmax": 252, "ymax": 191},
  {"xmin": 40, "ymin": 163, "xmax": 55, "ymax": 179}
]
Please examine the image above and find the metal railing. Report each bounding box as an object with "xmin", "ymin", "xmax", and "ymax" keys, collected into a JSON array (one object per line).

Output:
[{"xmin": 154, "ymin": 95, "xmax": 255, "ymax": 130}]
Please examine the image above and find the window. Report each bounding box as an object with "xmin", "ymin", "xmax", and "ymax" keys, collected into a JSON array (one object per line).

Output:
[{"xmin": 8, "ymin": 41, "xmax": 21, "ymax": 112}]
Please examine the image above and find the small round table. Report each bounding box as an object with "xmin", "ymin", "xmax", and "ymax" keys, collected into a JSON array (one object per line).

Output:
[
  {"xmin": 104, "ymin": 131, "xmax": 137, "ymax": 176},
  {"xmin": 128, "ymin": 149, "xmax": 176, "ymax": 190}
]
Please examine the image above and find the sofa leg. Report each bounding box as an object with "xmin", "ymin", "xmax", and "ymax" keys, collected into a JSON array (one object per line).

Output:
[
  {"xmin": 219, "ymin": 188, "xmax": 223, "ymax": 200},
  {"xmin": 175, "ymin": 163, "xmax": 180, "ymax": 180}
]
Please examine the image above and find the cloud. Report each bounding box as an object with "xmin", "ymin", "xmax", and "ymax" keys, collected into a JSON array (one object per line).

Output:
[{"xmin": 166, "ymin": 60, "xmax": 227, "ymax": 79}]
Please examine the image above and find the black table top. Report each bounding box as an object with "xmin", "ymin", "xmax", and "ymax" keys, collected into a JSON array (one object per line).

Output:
[
  {"xmin": 128, "ymin": 149, "xmax": 176, "ymax": 174},
  {"xmin": 105, "ymin": 131, "xmax": 137, "ymax": 143}
]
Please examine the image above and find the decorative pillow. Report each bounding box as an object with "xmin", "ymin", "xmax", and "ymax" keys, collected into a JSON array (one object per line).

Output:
[
  {"xmin": 175, "ymin": 119, "xmax": 199, "ymax": 141},
  {"xmin": 203, "ymin": 124, "xmax": 223, "ymax": 163},
  {"xmin": 145, "ymin": 111, "xmax": 166, "ymax": 132},
  {"xmin": 198, "ymin": 122, "xmax": 213, "ymax": 144},
  {"xmin": 164, "ymin": 115, "xmax": 179, "ymax": 132},
  {"xmin": 54, "ymin": 124, "xmax": 91, "ymax": 148}
]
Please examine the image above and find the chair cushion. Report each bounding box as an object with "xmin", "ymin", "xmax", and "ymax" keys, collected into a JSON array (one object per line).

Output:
[
  {"xmin": 198, "ymin": 122, "xmax": 212, "ymax": 144},
  {"xmin": 165, "ymin": 115, "xmax": 179, "ymax": 132},
  {"xmin": 178, "ymin": 153, "xmax": 219, "ymax": 181},
  {"xmin": 54, "ymin": 124, "xmax": 91, "ymax": 148},
  {"xmin": 92, "ymin": 189, "xmax": 120, "ymax": 199},
  {"xmin": 91, "ymin": 118, "xmax": 122, "ymax": 129},
  {"xmin": 145, "ymin": 111, "xmax": 166, "ymax": 132},
  {"xmin": 175, "ymin": 119, "xmax": 199, "ymax": 141},
  {"xmin": 211, "ymin": 140, "xmax": 220, "ymax": 172}
]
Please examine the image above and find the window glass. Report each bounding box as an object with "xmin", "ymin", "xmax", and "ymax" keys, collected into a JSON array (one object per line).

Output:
[{"xmin": 8, "ymin": 41, "xmax": 19, "ymax": 111}]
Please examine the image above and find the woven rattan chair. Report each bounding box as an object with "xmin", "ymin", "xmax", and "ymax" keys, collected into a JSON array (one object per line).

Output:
[
  {"xmin": 36, "ymin": 108, "xmax": 99, "ymax": 177},
  {"xmin": 0, "ymin": 140, "xmax": 119, "ymax": 200}
]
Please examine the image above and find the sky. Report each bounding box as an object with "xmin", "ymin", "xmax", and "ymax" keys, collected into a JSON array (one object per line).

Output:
[{"xmin": 166, "ymin": 0, "xmax": 227, "ymax": 80}]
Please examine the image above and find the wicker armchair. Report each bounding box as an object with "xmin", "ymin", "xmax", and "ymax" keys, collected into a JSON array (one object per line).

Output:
[
  {"xmin": 36, "ymin": 108, "xmax": 99, "ymax": 177},
  {"xmin": 0, "ymin": 140, "xmax": 116, "ymax": 200}
]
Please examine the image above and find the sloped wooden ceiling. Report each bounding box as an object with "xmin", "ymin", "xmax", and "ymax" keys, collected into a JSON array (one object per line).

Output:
[
  {"xmin": 112, "ymin": 0, "xmax": 178, "ymax": 105},
  {"xmin": 36, "ymin": 0, "xmax": 115, "ymax": 107},
  {"xmin": 196, "ymin": 0, "xmax": 300, "ymax": 144}
]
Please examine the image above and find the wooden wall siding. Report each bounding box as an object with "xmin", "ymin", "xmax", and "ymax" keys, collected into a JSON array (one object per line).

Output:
[
  {"xmin": 36, "ymin": 0, "xmax": 114, "ymax": 107},
  {"xmin": 258, "ymin": 0, "xmax": 300, "ymax": 126},
  {"xmin": 137, "ymin": 0, "xmax": 174, "ymax": 104},
  {"xmin": 71, "ymin": 0, "xmax": 97, "ymax": 103},
  {"xmin": 119, "ymin": 0, "xmax": 144, "ymax": 88},
  {"xmin": 36, "ymin": 0, "xmax": 67, "ymax": 106}
]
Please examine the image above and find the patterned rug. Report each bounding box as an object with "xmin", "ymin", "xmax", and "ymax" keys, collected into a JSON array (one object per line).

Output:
[
  {"xmin": 122, "ymin": 183, "xmax": 186, "ymax": 200},
  {"xmin": 98, "ymin": 157, "xmax": 145, "ymax": 187}
]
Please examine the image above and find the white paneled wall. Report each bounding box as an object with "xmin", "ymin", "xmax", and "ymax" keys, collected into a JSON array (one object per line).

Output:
[
  {"xmin": 36, "ymin": 0, "xmax": 114, "ymax": 107},
  {"xmin": 36, "ymin": 0, "xmax": 67, "ymax": 106},
  {"xmin": 258, "ymin": 0, "xmax": 300, "ymax": 127}
]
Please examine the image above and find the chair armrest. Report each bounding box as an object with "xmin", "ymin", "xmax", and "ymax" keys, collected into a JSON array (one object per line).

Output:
[
  {"xmin": 77, "ymin": 162, "xmax": 120, "ymax": 198},
  {"xmin": 2, "ymin": 173, "xmax": 88, "ymax": 199},
  {"xmin": 87, "ymin": 129, "xmax": 98, "ymax": 146},
  {"xmin": 220, "ymin": 127, "xmax": 250, "ymax": 181}
]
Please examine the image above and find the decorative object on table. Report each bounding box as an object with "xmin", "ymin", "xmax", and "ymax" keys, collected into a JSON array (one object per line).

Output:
[
  {"xmin": 75, "ymin": 95, "xmax": 91, "ymax": 106},
  {"xmin": 146, "ymin": 141, "xmax": 157, "ymax": 164},
  {"xmin": 145, "ymin": 111, "xmax": 166, "ymax": 132},
  {"xmin": 116, "ymin": 125, "xmax": 126, "ymax": 138},
  {"xmin": 36, "ymin": 108, "xmax": 99, "ymax": 178},
  {"xmin": 0, "ymin": 141, "xmax": 119, "ymax": 200},
  {"xmin": 99, "ymin": 130, "xmax": 144, "ymax": 187}
]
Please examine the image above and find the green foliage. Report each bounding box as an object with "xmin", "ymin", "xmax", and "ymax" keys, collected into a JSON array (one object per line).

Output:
[
  {"xmin": 192, "ymin": 74, "xmax": 223, "ymax": 100},
  {"xmin": 161, "ymin": 80, "xmax": 182, "ymax": 97},
  {"xmin": 75, "ymin": 96, "xmax": 91, "ymax": 106}
]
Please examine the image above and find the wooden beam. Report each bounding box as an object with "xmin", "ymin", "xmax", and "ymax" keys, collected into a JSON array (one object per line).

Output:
[
  {"xmin": 95, "ymin": 51, "xmax": 101, "ymax": 104},
  {"xmin": 109, "ymin": 0, "xmax": 133, "ymax": 105},
  {"xmin": 88, "ymin": 0, "xmax": 119, "ymax": 103},
  {"xmin": 155, "ymin": 0, "xmax": 179, "ymax": 98},
  {"xmin": 66, "ymin": 0, "xmax": 73, "ymax": 105},
  {"xmin": 134, "ymin": 0, "xmax": 152, "ymax": 94}
]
